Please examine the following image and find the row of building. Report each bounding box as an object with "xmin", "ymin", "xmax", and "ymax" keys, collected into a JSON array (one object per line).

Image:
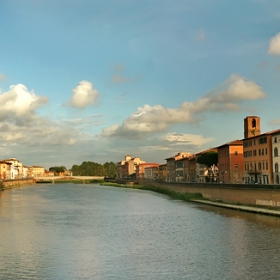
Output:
[
  {"xmin": 117, "ymin": 116, "xmax": 280, "ymax": 185},
  {"xmin": 0, "ymin": 159, "xmax": 56, "ymax": 180}
]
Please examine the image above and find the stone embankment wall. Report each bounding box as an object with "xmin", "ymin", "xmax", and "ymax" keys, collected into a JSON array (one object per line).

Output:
[
  {"xmin": 140, "ymin": 180, "xmax": 280, "ymax": 207},
  {"xmin": 0, "ymin": 178, "xmax": 35, "ymax": 190}
]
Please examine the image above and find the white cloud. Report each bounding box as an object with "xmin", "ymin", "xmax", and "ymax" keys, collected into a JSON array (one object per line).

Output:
[
  {"xmin": 164, "ymin": 133, "xmax": 213, "ymax": 146},
  {"xmin": 0, "ymin": 84, "xmax": 48, "ymax": 118},
  {"xmin": 0, "ymin": 83, "xmax": 85, "ymax": 150},
  {"xmin": 268, "ymin": 32, "xmax": 280, "ymax": 55},
  {"xmin": 69, "ymin": 80, "xmax": 99, "ymax": 109},
  {"xmin": 102, "ymin": 74, "xmax": 266, "ymax": 139}
]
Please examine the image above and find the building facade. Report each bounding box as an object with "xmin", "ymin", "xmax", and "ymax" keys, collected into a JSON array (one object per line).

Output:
[
  {"xmin": 158, "ymin": 164, "xmax": 167, "ymax": 182},
  {"xmin": 165, "ymin": 152, "xmax": 191, "ymax": 182},
  {"xmin": 136, "ymin": 163, "xmax": 158, "ymax": 179},
  {"xmin": 117, "ymin": 155, "xmax": 146, "ymax": 178},
  {"xmin": 271, "ymin": 131, "xmax": 280, "ymax": 184},
  {"xmin": 243, "ymin": 116, "xmax": 278, "ymax": 184},
  {"xmin": 217, "ymin": 140, "xmax": 244, "ymax": 183}
]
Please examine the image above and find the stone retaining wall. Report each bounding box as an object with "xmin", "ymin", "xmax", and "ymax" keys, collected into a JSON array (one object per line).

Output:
[
  {"xmin": 140, "ymin": 180, "xmax": 280, "ymax": 207},
  {"xmin": 0, "ymin": 179, "xmax": 35, "ymax": 190}
]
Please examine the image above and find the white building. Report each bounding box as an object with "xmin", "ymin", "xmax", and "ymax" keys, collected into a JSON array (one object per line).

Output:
[{"xmin": 272, "ymin": 131, "xmax": 280, "ymax": 184}]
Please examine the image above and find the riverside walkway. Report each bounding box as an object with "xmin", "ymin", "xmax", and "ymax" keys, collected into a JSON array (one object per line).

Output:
[{"xmin": 191, "ymin": 199, "xmax": 280, "ymax": 216}]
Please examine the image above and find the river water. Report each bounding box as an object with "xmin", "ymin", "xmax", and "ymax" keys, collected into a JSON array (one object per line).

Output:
[{"xmin": 1, "ymin": 184, "xmax": 280, "ymax": 280}]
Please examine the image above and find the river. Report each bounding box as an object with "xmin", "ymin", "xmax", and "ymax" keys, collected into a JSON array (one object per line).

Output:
[{"xmin": 1, "ymin": 183, "xmax": 280, "ymax": 280}]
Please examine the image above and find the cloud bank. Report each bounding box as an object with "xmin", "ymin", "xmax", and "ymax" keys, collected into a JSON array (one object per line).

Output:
[
  {"xmin": 102, "ymin": 74, "xmax": 266, "ymax": 139},
  {"xmin": 0, "ymin": 84, "xmax": 79, "ymax": 147}
]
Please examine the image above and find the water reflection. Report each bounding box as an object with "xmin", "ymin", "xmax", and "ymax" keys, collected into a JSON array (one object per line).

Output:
[{"xmin": 1, "ymin": 184, "xmax": 280, "ymax": 280}]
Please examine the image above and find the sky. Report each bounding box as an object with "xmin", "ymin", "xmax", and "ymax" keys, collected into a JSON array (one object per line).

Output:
[{"xmin": 1, "ymin": 0, "xmax": 280, "ymax": 169}]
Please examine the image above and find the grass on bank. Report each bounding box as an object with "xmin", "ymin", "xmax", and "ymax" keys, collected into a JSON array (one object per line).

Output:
[{"xmin": 100, "ymin": 182, "xmax": 202, "ymax": 202}]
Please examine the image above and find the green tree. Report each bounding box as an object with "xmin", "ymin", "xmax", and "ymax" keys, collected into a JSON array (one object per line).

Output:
[
  {"xmin": 70, "ymin": 161, "xmax": 118, "ymax": 176},
  {"xmin": 196, "ymin": 152, "xmax": 218, "ymax": 167},
  {"xmin": 49, "ymin": 166, "xmax": 67, "ymax": 174}
]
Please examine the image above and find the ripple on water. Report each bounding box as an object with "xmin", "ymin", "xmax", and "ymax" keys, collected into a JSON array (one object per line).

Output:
[{"xmin": 1, "ymin": 184, "xmax": 280, "ymax": 279}]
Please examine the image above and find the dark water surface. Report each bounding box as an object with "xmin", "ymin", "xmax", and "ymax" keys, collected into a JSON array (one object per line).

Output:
[{"xmin": 1, "ymin": 184, "xmax": 280, "ymax": 280}]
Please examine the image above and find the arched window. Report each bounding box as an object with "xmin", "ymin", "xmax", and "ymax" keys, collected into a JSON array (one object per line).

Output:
[
  {"xmin": 275, "ymin": 163, "xmax": 279, "ymax": 173},
  {"xmin": 274, "ymin": 147, "xmax": 279, "ymax": 157},
  {"xmin": 252, "ymin": 118, "xmax": 256, "ymax": 128}
]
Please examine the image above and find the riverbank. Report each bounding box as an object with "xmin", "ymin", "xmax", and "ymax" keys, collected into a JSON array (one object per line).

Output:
[
  {"xmin": 100, "ymin": 181, "xmax": 203, "ymax": 201},
  {"xmin": 0, "ymin": 178, "xmax": 35, "ymax": 191},
  {"xmin": 101, "ymin": 181, "xmax": 280, "ymax": 217},
  {"xmin": 191, "ymin": 199, "xmax": 280, "ymax": 216}
]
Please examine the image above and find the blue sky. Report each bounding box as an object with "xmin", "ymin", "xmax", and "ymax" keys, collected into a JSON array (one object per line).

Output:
[{"xmin": 1, "ymin": 0, "xmax": 280, "ymax": 169}]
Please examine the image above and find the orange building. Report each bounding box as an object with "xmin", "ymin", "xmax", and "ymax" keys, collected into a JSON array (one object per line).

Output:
[
  {"xmin": 243, "ymin": 116, "xmax": 280, "ymax": 184},
  {"xmin": 217, "ymin": 140, "xmax": 244, "ymax": 183},
  {"xmin": 0, "ymin": 161, "xmax": 12, "ymax": 179},
  {"xmin": 136, "ymin": 163, "xmax": 158, "ymax": 179}
]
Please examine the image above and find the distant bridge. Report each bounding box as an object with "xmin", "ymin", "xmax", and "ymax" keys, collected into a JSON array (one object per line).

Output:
[{"xmin": 34, "ymin": 176, "xmax": 104, "ymax": 183}]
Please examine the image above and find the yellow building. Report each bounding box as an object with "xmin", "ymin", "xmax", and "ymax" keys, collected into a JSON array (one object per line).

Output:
[
  {"xmin": 0, "ymin": 161, "xmax": 12, "ymax": 179},
  {"xmin": 29, "ymin": 166, "xmax": 45, "ymax": 177}
]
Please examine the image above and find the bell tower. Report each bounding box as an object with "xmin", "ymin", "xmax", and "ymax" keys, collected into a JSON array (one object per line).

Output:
[{"xmin": 244, "ymin": 116, "xmax": 261, "ymax": 139}]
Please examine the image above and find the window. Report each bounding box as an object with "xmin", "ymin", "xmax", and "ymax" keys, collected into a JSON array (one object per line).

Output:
[
  {"xmin": 275, "ymin": 137, "xmax": 277, "ymax": 143},
  {"xmin": 259, "ymin": 137, "xmax": 267, "ymax": 144},
  {"xmin": 252, "ymin": 118, "xmax": 256, "ymax": 128},
  {"xmin": 258, "ymin": 162, "xmax": 261, "ymax": 170},
  {"xmin": 235, "ymin": 164, "xmax": 238, "ymax": 170},
  {"xmin": 275, "ymin": 163, "xmax": 279, "ymax": 173},
  {"xmin": 234, "ymin": 151, "xmax": 238, "ymax": 155},
  {"xmin": 274, "ymin": 147, "xmax": 278, "ymax": 157}
]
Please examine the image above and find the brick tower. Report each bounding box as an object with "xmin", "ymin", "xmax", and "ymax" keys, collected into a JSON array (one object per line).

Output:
[{"xmin": 244, "ymin": 116, "xmax": 261, "ymax": 139}]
